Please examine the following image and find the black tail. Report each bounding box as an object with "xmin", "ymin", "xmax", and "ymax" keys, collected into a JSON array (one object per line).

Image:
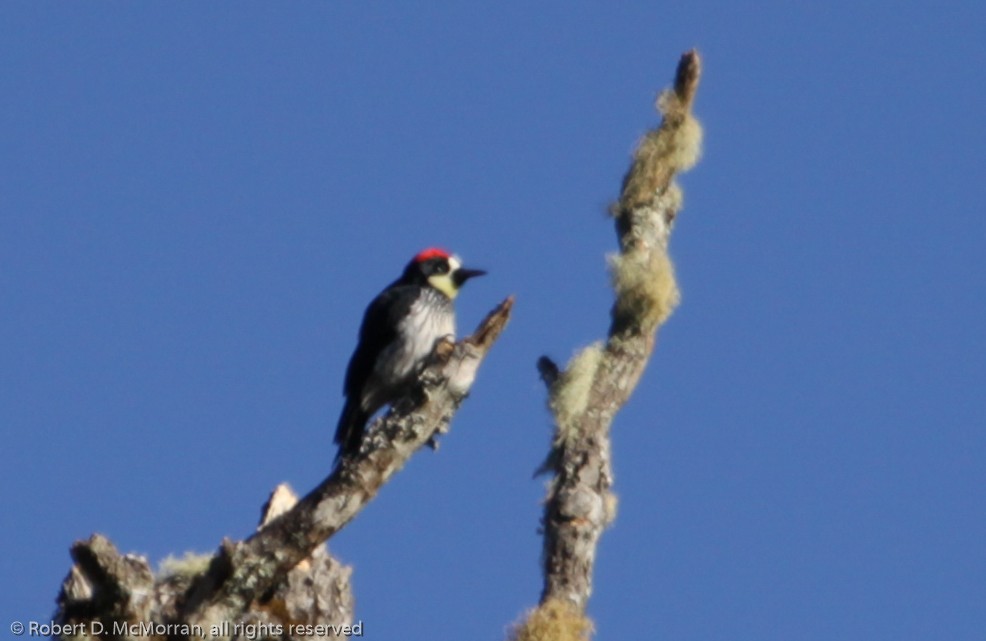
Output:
[{"xmin": 334, "ymin": 399, "xmax": 369, "ymax": 462}]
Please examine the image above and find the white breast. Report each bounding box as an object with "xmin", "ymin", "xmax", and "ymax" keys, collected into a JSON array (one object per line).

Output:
[{"xmin": 376, "ymin": 290, "xmax": 455, "ymax": 389}]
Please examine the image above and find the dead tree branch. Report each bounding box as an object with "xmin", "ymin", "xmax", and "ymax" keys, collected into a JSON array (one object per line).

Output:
[
  {"xmin": 513, "ymin": 50, "xmax": 702, "ymax": 641},
  {"xmin": 54, "ymin": 296, "xmax": 513, "ymax": 641},
  {"xmin": 182, "ymin": 296, "xmax": 513, "ymax": 632}
]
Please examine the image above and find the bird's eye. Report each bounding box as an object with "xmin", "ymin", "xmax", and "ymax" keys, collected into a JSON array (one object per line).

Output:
[{"xmin": 435, "ymin": 262, "xmax": 449, "ymax": 274}]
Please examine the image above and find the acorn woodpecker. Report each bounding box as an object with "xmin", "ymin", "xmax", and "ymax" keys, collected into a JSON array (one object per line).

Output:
[{"xmin": 334, "ymin": 248, "xmax": 486, "ymax": 460}]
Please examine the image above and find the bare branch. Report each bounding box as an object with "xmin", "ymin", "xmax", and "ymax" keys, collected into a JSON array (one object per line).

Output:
[
  {"xmin": 181, "ymin": 296, "xmax": 513, "ymax": 634},
  {"xmin": 54, "ymin": 296, "xmax": 513, "ymax": 640},
  {"xmin": 56, "ymin": 535, "xmax": 155, "ymax": 629}
]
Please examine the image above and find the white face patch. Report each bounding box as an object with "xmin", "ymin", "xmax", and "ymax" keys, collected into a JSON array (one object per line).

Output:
[{"xmin": 427, "ymin": 255, "xmax": 462, "ymax": 299}]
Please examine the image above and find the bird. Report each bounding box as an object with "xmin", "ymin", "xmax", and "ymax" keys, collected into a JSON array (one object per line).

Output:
[{"xmin": 334, "ymin": 248, "xmax": 485, "ymax": 460}]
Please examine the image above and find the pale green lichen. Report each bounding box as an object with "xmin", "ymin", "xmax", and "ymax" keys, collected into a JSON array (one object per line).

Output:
[
  {"xmin": 656, "ymin": 89, "xmax": 704, "ymax": 172},
  {"xmin": 548, "ymin": 343, "xmax": 604, "ymax": 443},
  {"xmin": 617, "ymin": 89, "xmax": 703, "ymax": 214},
  {"xmin": 610, "ymin": 246, "xmax": 680, "ymax": 332},
  {"xmin": 158, "ymin": 550, "xmax": 214, "ymax": 579},
  {"xmin": 508, "ymin": 599, "xmax": 594, "ymax": 641}
]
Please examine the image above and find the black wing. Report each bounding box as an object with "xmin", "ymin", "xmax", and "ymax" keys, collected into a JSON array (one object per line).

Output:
[
  {"xmin": 342, "ymin": 283, "xmax": 418, "ymax": 401},
  {"xmin": 334, "ymin": 283, "xmax": 418, "ymax": 457}
]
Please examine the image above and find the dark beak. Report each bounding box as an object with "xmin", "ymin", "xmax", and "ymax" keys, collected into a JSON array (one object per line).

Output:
[{"xmin": 453, "ymin": 268, "xmax": 486, "ymax": 287}]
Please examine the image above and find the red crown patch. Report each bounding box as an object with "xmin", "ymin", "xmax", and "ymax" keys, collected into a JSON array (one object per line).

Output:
[{"xmin": 413, "ymin": 247, "xmax": 451, "ymax": 262}]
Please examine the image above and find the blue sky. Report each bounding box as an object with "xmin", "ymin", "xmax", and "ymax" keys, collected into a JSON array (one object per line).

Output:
[{"xmin": 2, "ymin": 3, "xmax": 985, "ymax": 640}]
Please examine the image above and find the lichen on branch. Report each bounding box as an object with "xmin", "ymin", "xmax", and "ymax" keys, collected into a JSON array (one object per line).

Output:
[{"xmin": 528, "ymin": 50, "xmax": 704, "ymax": 631}]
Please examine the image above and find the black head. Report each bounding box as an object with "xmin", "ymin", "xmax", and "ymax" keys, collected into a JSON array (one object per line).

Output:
[{"xmin": 402, "ymin": 248, "xmax": 485, "ymax": 298}]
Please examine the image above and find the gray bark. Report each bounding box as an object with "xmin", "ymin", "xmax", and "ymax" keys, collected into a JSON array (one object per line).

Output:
[
  {"xmin": 537, "ymin": 51, "xmax": 703, "ymax": 611},
  {"xmin": 54, "ymin": 297, "xmax": 513, "ymax": 641}
]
